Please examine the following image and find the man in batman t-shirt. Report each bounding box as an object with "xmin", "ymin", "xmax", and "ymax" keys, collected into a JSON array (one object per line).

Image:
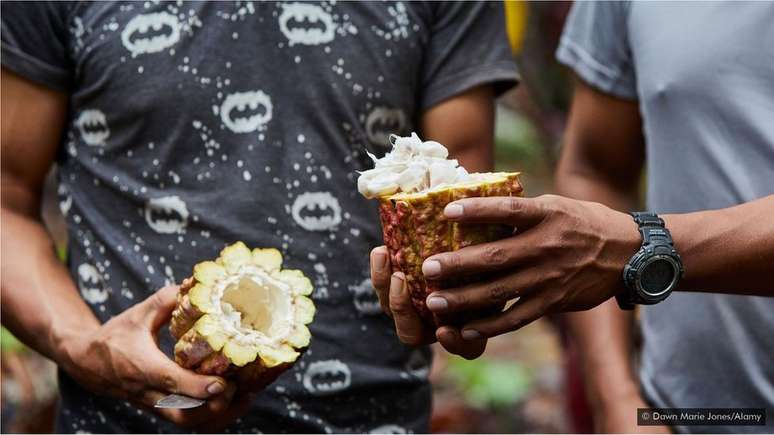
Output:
[{"xmin": 1, "ymin": 1, "xmax": 517, "ymax": 433}]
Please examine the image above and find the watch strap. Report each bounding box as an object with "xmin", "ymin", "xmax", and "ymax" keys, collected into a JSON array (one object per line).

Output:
[
  {"xmin": 632, "ymin": 212, "xmax": 673, "ymax": 247},
  {"xmin": 630, "ymin": 211, "xmax": 664, "ymax": 227},
  {"xmin": 615, "ymin": 291, "xmax": 635, "ymax": 310}
]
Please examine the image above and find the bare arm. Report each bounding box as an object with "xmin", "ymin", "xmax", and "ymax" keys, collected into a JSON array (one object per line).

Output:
[
  {"xmin": 0, "ymin": 69, "xmax": 97, "ymax": 361},
  {"xmin": 555, "ymin": 79, "xmax": 647, "ymax": 429},
  {"xmin": 1, "ymin": 69, "xmax": 246, "ymax": 429},
  {"xmin": 557, "ymin": 80, "xmax": 772, "ymax": 433},
  {"xmin": 370, "ymin": 85, "xmax": 496, "ymax": 359},
  {"xmin": 421, "ymin": 85, "xmax": 495, "ymax": 172},
  {"xmin": 558, "ymin": 80, "xmax": 774, "ymax": 296},
  {"xmin": 665, "ymin": 197, "xmax": 774, "ymax": 294}
]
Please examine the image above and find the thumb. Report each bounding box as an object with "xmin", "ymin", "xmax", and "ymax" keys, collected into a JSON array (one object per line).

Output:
[
  {"xmin": 145, "ymin": 349, "xmax": 228, "ymax": 399},
  {"xmin": 443, "ymin": 196, "xmax": 547, "ymax": 229},
  {"xmin": 140, "ymin": 285, "xmax": 180, "ymax": 331}
]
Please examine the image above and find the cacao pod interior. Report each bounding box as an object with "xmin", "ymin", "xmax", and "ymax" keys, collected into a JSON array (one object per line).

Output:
[{"xmin": 221, "ymin": 274, "xmax": 293, "ymax": 340}]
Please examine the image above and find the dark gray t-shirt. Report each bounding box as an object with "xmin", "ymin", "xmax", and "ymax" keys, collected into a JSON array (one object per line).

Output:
[
  {"xmin": 558, "ymin": 2, "xmax": 774, "ymax": 433},
  {"xmin": 1, "ymin": 2, "xmax": 517, "ymax": 433}
]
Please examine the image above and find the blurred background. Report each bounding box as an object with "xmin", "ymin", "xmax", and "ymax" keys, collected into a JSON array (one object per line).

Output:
[{"xmin": 0, "ymin": 2, "xmax": 579, "ymax": 433}]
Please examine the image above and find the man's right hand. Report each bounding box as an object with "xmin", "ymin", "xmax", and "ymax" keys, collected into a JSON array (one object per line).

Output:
[
  {"xmin": 370, "ymin": 246, "xmax": 487, "ymax": 359},
  {"xmin": 57, "ymin": 285, "xmax": 250, "ymax": 430}
]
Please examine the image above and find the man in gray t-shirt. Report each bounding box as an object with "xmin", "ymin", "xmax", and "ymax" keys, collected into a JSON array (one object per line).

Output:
[
  {"xmin": 0, "ymin": 2, "xmax": 516, "ymax": 433},
  {"xmin": 554, "ymin": 2, "xmax": 774, "ymax": 433}
]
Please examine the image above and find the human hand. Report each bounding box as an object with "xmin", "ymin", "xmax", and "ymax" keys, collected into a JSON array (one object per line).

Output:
[
  {"xmin": 57, "ymin": 285, "xmax": 251, "ymax": 430},
  {"xmin": 421, "ymin": 195, "xmax": 640, "ymax": 340},
  {"xmin": 370, "ymin": 246, "xmax": 488, "ymax": 359}
]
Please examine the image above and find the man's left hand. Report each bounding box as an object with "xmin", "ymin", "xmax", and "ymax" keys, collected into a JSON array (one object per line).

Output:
[
  {"xmin": 422, "ymin": 195, "xmax": 640, "ymax": 340},
  {"xmin": 370, "ymin": 247, "xmax": 488, "ymax": 359}
]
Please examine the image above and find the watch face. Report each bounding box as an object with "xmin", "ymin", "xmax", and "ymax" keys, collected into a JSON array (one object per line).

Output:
[{"xmin": 639, "ymin": 256, "xmax": 678, "ymax": 297}]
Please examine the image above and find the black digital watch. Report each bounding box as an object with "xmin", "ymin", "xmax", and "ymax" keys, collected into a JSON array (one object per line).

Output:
[{"xmin": 617, "ymin": 212, "xmax": 684, "ymax": 310}]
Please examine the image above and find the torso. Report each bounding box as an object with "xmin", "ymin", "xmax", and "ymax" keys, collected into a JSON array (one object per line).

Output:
[
  {"xmin": 56, "ymin": 1, "xmax": 435, "ymax": 432},
  {"xmin": 626, "ymin": 4, "xmax": 774, "ymax": 432}
]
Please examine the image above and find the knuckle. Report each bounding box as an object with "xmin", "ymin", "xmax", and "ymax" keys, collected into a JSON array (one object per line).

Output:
[
  {"xmin": 506, "ymin": 196, "xmax": 521, "ymax": 214},
  {"xmin": 482, "ymin": 245, "xmax": 507, "ymax": 266},
  {"xmin": 498, "ymin": 197, "xmax": 520, "ymax": 220},
  {"xmin": 160, "ymin": 372, "xmax": 179, "ymax": 393},
  {"xmin": 487, "ymin": 284, "xmax": 511, "ymax": 303},
  {"xmin": 445, "ymin": 252, "xmax": 462, "ymax": 270},
  {"xmin": 541, "ymin": 272, "xmax": 560, "ymax": 289},
  {"xmin": 146, "ymin": 291, "xmax": 165, "ymax": 311},
  {"xmin": 389, "ymin": 293, "xmax": 412, "ymax": 315},
  {"xmin": 540, "ymin": 231, "xmax": 565, "ymax": 255},
  {"xmin": 371, "ymin": 274, "xmax": 388, "ymax": 292},
  {"xmin": 546, "ymin": 268, "xmax": 565, "ymax": 285},
  {"xmin": 372, "ymin": 281, "xmax": 388, "ymax": 296},
  {"xmin": 398, "ymin": 332, "xmax": 424, "ymax": 346},
  {"xmin": 538, "ymin": 194, "xmax": 561, "ymax": 213}
]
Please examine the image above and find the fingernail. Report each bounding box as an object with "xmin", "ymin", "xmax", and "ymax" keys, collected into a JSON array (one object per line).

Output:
[
  {"xmin": 423, "ymin": 260, "xmax": 441, "ymax": 278},
  {"xmin": 374, "ymin": 251, "xmax": 388, "ymax": 271},
  {"xmin": 444, "ymin": 203, "xmax": 464, "ymax": 218},
  {"xmin": 426, "ymin": 296, "xmax": 448, "ymax": 312},
  {"xmin": 207, "ymin": 381, "xmax": 225, "ymax": 395},
  {"xmin": 461, "ymin": 329, "xmax": 482, "ymax": 340}
]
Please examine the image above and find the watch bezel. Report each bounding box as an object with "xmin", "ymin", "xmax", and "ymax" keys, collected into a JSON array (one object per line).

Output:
[{"xmin": 634, "ymin": 254, "xmax": 681, "ymax": 302}]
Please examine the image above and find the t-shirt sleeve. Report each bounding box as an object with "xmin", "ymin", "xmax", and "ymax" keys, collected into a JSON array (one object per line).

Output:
[
  {"xmin": 555, "ymin": 1, "xmax": 637, "ymax": 100},
  {"xmin": 1, "ymin": 1, "xmax": 72, "ymax": 92},
  {"xmin": 420, "ymin": 1, "xmax": 519, "ymax": 110}
]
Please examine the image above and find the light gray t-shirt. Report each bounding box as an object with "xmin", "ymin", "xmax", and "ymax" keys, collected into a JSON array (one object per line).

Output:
[{"xmin": 557, "ymin": 2, "xmax": 774, "ymax": 433}]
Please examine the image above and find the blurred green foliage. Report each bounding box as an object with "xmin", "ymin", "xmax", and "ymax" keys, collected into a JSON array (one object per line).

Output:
[
  {"xmin": 1, "ymin": 327, "xmax": 26, "ymax": 353},
  {"xmin": 494, "ymin": 106, "xmax": 543, "ymax": 170},
  {"xmin": 447, "ymin": 356, "xmax": 533, "ymax": 409}
]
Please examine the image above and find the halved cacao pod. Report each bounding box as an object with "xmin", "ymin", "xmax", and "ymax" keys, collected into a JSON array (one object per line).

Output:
[
  {"xmin": 170, "ymin": 242, "xmax": 315, "ymax": 389},
  {"xmin": 377, "ymin": 172, "xmax": 523, "ymax": 326}
]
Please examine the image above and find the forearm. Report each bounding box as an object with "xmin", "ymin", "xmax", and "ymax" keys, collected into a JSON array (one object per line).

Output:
[
  {"xmin": 556, "ymin": 169, "xmax": 640, "ymax": 409},
  {"xmin": 665, "ymin": 194, "xmax": 774, "ymax": 295},
  {"xmin": 1, "ymin": 207, "xmax": 101, "ymax": 363}
]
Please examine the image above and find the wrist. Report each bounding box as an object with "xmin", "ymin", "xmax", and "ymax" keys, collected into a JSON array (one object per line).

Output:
[
  {"xmin": 52, "ymin": 323, "xmax": 100, "ymax": 373},
  {"xmin": 619, "ymin": 213, "xmax": 642, "ymax": 265},
  {"xmin": 619, "ymin": 212, "xmax": 685, "ymax": 309},
  {"xmin": 606, "ymin": 210, "xmax": 641, "ymax": 297}
]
